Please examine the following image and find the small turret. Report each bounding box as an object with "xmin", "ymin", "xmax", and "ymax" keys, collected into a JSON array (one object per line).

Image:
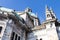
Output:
[{"xmin": 25, "ymin": 7, "xmax": 32, "ymax": 12}]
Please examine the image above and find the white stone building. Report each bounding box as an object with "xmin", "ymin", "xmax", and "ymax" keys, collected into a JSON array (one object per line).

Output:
[{"xmin": 0, "ymin": 6, "xmax": 60, "ymax": 40}]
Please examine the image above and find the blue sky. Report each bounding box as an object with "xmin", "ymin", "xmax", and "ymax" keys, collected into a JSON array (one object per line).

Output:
[{"xmin": 0, "ymin": 0, "xmax": 60, "ymax": 23}]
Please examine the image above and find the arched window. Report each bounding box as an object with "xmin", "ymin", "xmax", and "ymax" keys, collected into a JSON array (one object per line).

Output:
[
  {"xmin": 0, "ymin": 26, "xmax": 2, "ymax": 33},
  {"xmin": 47, "ymin": 14, "xmax": 50, "ymax": 17},
  {"xmin": 15, "ymin": 34, "xmax": 18, "ymax": 40},
  {"xmin": 11, "ymin": 32, "xmax": 15, "ymax": 40}
]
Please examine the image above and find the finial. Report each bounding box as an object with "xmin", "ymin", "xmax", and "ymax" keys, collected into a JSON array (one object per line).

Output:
[{"xmin": 45, "ymin": 5, "xmax": 49, "ymax": 11}]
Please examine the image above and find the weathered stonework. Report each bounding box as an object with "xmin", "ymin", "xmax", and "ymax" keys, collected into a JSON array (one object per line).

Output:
[{"xmin": 0, "ymin": 6, "xmax": 60, "ymax": 40}]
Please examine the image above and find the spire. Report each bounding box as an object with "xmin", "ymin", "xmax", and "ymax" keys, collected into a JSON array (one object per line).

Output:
[
  {"xmin": 45, "ymin": 5, "xmax": 50, "ymax": 14},
  {"xmin": 45, "ymin": 5, "xmax": 49, "ymax": 11},
  {"xmin": 50, "ymin": 7, "xmax": 56, "ymax": 19},
  {"xmin": 45, "ymin": 5, "xmax": 52, "ymax": 20}
]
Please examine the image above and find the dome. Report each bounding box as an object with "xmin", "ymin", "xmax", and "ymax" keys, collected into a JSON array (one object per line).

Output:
[
  {"xmin": 0, "ymin": 7, "xmax": 14, "ymax": 12},
  {"xmin": 28, "ymin": 12, "xmax": 37, "ymax": 17}
]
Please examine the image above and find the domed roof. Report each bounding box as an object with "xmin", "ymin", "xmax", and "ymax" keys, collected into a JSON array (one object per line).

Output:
[
  {"xmin": 28, "ymin": 12, "xmax": 37, "ymax": 18},
  {"xmin": 0, "ymin": 7, "xmax": 14, "ymax": 12}
]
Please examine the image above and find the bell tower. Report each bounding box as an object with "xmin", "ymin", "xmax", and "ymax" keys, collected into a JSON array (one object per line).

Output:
[
  {"xmin": 45, "ymin": 6, "xmax": 56, "ymax": 20},
  {"xmin": 45, "ymin": 5, "xmax": 57, "ymax": 29}
]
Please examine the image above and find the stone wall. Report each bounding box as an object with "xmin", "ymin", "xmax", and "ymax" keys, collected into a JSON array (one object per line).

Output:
[
  {"xmin": 19, "ymin": 13, "xmax": 34, "ymax": 28},
  {"xmin": 27, "ymin": 27, "xmax": 58, "ymax": 40},
  {"xmin": 1, "ymin": 19, "xmax": 26, "ymax": 40},
  {"xmin": 0, "ymin": 20, "xmax": 7, "ymax": 40},
  {"xmin": 2, "ymin": 23, "xmax": 12, "ymax": 40}
]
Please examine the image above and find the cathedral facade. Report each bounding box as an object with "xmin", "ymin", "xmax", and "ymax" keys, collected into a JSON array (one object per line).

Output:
[{"xmin": 0, "ymin": 6, "xmax": 60, "ymax": 40}]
